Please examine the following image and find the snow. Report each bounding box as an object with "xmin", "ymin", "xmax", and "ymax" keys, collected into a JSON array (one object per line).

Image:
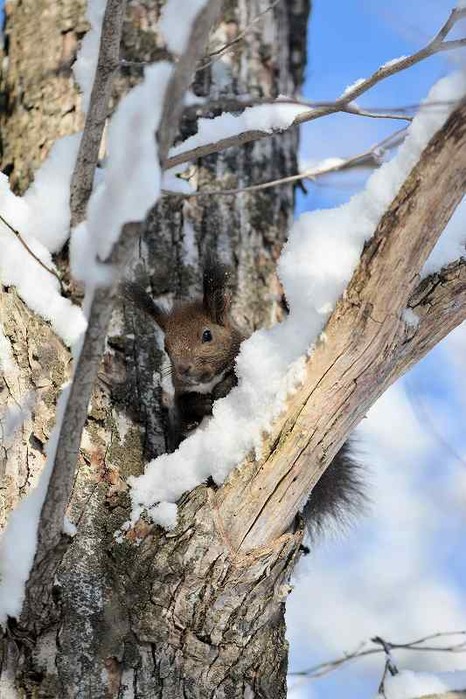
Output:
[
  {"xmin": 22, "ymin": 134, "xmax": 82, "ymax": 253},
  {"xmin": 302, "ymin": 157, "xmax": 346, "ymax": 173},
  {"xmin": 0, "ymin": 171, "xmax": 87, "ymax": 346},
  {"xmin": 70, "ymin": 62, "xmax": 173, "ymax": 285},
  {"xmin": 0, "ymin": 324, "xmax": 14, "ymax": 373},
  {"xmin": 384, "ymin": 669, "xmax": 466, "ymax": 698},
  {"xmin": 380, "ymin": 56, "xmax": 408, "ymax": 70},
  {"xmin": 0, "ymin": 392, "xmax": 35, "ymax": 446},
  {"xmin": 162, "ymin": 165, "xmax": 194, "ymax": 194},
  {"xmin": 0, "ymin": 129, "xmax": 85, "ymax": 346},
  {"xmin": 422, "ymin": 197, "xmax": 466, "ymax": 277},
  {"xmin": 341, "ymin": 77, "xmax": 366, "ymax": 98},
  {"xmin": 129, "ymin": 71, "xmax": 466, "ymax": 528},
  {"xmin": 402, "ymin": 308, "xmax": 419, "ymax": 329},
  {"xmin": 72, "ymin": 0, "xmax": 107, "ymax": 114},
  {"xmin": 0, "ymin": 384, "xmax": 71, "ymax": 623},
  {"xmin": 63, "ymin": 516, "xmax": 77, "ymax": 537},
  {"xmin": 169, "ymin": 100, "xmax": 311, "ymax": 160},
  {"xmin": 160, "ymin": 0, "xmax": 208, "ymax": 55}
]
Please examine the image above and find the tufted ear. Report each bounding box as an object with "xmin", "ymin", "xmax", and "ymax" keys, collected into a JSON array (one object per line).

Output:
[
  {"xmin": 202, "ymin": 260, "xmax": 232, "ymax": 325},
  {"xmin": 121, "ymin": 281, "xmax": 169, "ymax": 331}
]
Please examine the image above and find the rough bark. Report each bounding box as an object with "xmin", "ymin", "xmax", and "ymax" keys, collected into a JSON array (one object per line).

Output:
[
  {"xmin": 0, "ymin": 0, "xmax": 87, "ymax": 192},
  {"xmin": 1, "ymin": 0, "xmax": 310, "ymax": 696}
]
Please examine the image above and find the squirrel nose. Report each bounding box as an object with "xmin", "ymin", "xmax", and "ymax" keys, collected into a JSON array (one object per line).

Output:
[{"xmin": 178, "ymin": 362, "xmax": 193, "ymax": 377}]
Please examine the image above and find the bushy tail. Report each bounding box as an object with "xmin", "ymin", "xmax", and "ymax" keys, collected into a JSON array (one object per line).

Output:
[
  {"xmin": 121, "ymin": 280, "xmax": 168, "ymax": 330},
  {"xmin": 302, "ymin": 441, "xmax": 366, "ymax": 540}
]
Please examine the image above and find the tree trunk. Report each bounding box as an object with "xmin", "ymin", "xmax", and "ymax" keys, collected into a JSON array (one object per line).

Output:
[{"xmin": 0, "ymin": 0, "xmax": 310, "ymax": 696}]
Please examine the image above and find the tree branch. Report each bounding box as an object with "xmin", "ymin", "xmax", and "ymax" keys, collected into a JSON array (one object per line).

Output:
[
  {"xmin": 165, "ymin": 8, "xmax": 466, "ymax": 170},
  {"xmin": 22, "ymin": 0, "xmax": 222, "ymax": 628},
  {"xmin": 162, "ymin": 127, "xmax": 407, "ymax": 197},
  {"xmin": 0, "ymin": 212, "xmax": 63, "ymax": 289},
  {"xmin": 215, "ymin": 99, "xmax": 466, "ymax": 552},
  {"xmin": 393, "ymin": 258, "xmax": 466, "ymax": 379},
  {"xmin": 290, "ymin": 631, "xmax": 466, "ymax": 680},
  {"xmin": 69, "ymin": 0, "xmax": 126, "ymax": 228}
]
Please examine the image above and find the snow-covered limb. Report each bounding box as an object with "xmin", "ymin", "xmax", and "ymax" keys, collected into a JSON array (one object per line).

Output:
[
  {"xmin": 216, "ymin": 92, "xmax": 466, "ymax": 551},
  {"xmin": 163, "ymin": 127, "xmax": 407, "ymax": 198},
  {"xmin": 16, "ymin": 0, "xmax": 222, "ymax": 630},
  {"xmin": 129, "ymin": 74, "xmax": 466, "ymax": 534},
  {"xmin": 220, "ymin": 98, "xmax": 466, "ymax": 550},
  {"xmin": 165, "ymin": 7, "xmax": 466, "ymax": 171},
  {"xmin": 72, "ymin": 0, "xmax": 107, "ymax": 114},
  {"xmin": 0, "ymin": 138, "xmax": 87, "ymax": 346}
]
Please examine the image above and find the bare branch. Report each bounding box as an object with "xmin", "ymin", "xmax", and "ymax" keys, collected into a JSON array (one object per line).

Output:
[
  {"xmin": 22, "ymin": 0, "xmax": 222, "ymax": 628},
  {"xmin": 0, "ymin": 212, "xmax": 63, "ymax": 289},
  {"xmin": 166, "ymin": 8, "xmax": 466, "ymax": 170},
  {"xmin": 290, "ymin": 631, "xmax": 466, "ymax": 680},
  {"xmin": 69, "ymin": 0, "xmax": 126, "ymax": 228},
  {"xmin": 341, "ymin": 103, "xmax": 413, "ymax": 121},
  {"xmin": 215, "ymin": 99, "xmax": 466, "ymax": 552},
  {"xmin": 198, "ymin": 0, "xmax": 281, "ymax": 71},
  {"xmin": 162, "ymin": 127, "xmax": 407, "ymax": 197}
]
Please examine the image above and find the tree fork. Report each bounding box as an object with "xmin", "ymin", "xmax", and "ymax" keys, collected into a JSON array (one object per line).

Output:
[{"xmin": 216, "ymin": 99, "xmax": 466, "ymax": 551}]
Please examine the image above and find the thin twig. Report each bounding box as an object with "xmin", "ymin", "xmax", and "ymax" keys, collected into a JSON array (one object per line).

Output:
[
  {"xmin": 166, "ymin": 8, "xmax": 466, "ymax": 170},
  {"xmin": 198, "ymin": 0, "xmax": 281, "ymax": 70},
  {"xmin": 163, "ymin": 127, "xmax": 407, "ymax": 197},
  {"xmin": 0, "ymin": 212, "xmax": 63, "ymax": 289},
  {"xmin": 341, "ymin": 103, "xmax": 413, "ymax": 121},
  {"xmin": 290, "ymin": 631, "xmax": 466, "ymax": 680}
]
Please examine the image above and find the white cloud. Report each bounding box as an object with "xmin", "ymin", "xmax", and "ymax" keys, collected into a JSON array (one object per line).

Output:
[{"xmin": 287, "ymin": 375, "xmax": 466, "ymax": 694}]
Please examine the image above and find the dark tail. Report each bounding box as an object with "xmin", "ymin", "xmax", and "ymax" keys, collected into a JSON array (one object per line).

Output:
[
  {"xmin": 302, "ymin": 441, "xmax": 366, "ymax": 540},
  {"xmin": 121, "ymin": 280, "xmax": 168, "ymax": 330}
]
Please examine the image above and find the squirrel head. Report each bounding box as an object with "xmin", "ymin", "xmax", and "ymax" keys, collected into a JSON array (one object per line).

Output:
[{"xmin": 123, "ymin": 262, "xmax": 243, "ymax": 391}]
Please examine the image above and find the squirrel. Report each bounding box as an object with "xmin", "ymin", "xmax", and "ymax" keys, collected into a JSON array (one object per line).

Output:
[{"xmin": 122, "ymin": 260, "xmax": 365, "ymax": 538}]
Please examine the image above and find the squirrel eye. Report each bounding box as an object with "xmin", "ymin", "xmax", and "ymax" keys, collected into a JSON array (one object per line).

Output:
[{"xmin": 202, "ymin": 329, "xmax": 213, "ymax": 343}]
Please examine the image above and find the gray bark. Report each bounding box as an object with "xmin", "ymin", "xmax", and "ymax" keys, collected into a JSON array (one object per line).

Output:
[{"xmin": 0, "ymin": 0, "xmax": 310, "ymax": 696}]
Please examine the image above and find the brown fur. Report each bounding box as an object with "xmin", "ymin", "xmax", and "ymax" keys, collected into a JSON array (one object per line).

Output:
[
  {"xmin": 163, "ymin": 301, "xmax": 242, "ymax": 393},
  {"xmin": 122, "ymin": 262, "xmax": 244, "ymax": 447}
]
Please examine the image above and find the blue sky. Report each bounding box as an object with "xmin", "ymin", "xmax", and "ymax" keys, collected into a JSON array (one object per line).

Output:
[{"xmin": 288, "ymin": 2, "xmax": 466, "ymax": 698}]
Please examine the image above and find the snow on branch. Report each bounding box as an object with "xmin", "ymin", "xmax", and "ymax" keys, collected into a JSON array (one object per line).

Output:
[
  {"xmin": 128, "ymin": 73, "xmax": 466, "ymax": 535},
  {"xmin": 0, "ymin": 0, "xmax": 222, "ymax": 627},
  {"xmin": 0, "ymin": 0, "xmax": 114, "ymax": 344},
  {"xmin": 163, "ymin": 128, "xmax": 407, "ymax": 197},
  {"xmin": 165, "ymin": 7, "xmax": 466, "ymax": 170},
  {"xmin": 70, "ymin": 0, "xmax": 127, "ymax": 227},
  {"xmin": 0, "ymin": 137, "xmax": 87, "ymax": 346},
  {"xmin": 217, "ymin": 90, "xmax": 466, "ymax": 551}
]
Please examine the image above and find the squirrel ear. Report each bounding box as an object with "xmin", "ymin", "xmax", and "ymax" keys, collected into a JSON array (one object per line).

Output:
[
  {"xmin": 202, "ymin": 260, "xmax": 232, "ymax": 325},
  {"xmin": 121, "ymin": 281, "xmax": 168, "ymax": 331}
]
